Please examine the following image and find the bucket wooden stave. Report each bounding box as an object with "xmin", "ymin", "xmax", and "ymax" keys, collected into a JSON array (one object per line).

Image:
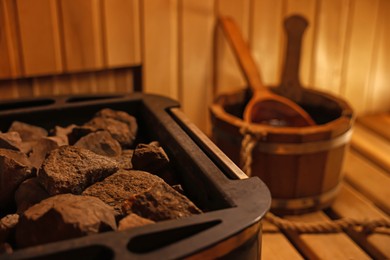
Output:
[{"xmin": 210, "ymin": 87, "xmax": 354, "ymax": 214}]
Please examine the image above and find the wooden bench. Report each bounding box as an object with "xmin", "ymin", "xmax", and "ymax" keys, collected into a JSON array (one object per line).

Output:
[{"xmin": 261, "ymin": 112, "xmax": 390, "ymax": 259}]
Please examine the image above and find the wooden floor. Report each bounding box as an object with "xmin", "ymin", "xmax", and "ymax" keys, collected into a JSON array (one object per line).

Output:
[{"xmin": 260, "ymin": 113, "xmax": 390, "ymax": 260}]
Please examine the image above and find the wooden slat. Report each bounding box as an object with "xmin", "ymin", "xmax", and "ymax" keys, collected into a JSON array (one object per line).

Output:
[
  {"xmin": 331, "ymin": 184, "xmax": 390, "ymax": 259},
  {"xmin": 0, "ymin": 0, "xmax": 22, "ymax": 78},
  {"xmin": 344, "ymin": 150, "xmax": 390, "ymax": 215},
  {"xmin": 180, "ymin": 1, "xmax": 214, "ymax": 133},
  {"xmin": 262, "ymin": 221, "xmax": 304, "ymax": 259},
  {"xmin": 16, "ymin": 0, "xmax": 63, "ymax": 76},
  {"xmin": 342, "ymin": 0, "xmax": 379, "ymax": 113},
  {"xmin": 69, "ymin": 72, "xmax": 97, "ymax": 94},
  {"xmin": 311, "ymin": 0, "xmax": 351, "ymax": 95},
  {"xmin": 103, "ymin": 0, "xmax": 141, "ymax": 67},
  {"xmin": 214, "ymin": 0, "xmax": 251, "ymax": 95},
  {"xmin": 59, "ymin": 0, "xmax": 104, "ymax": 71},
  {"xmin": 142, "ymin": 0, "xmax": 179, "ymax": 100},
  {"xmin": 357, "ymin": 113, "xmax": 390, "ymax": 141},
  {"xmin": 0, "ymin": 80, "xmax": 19, "ymax": 99},
  {"xmin": 113, "ymin": 68, "xmax": 134, "ymax": 93},
  {"xmin": 52, "ymin": 74, "xmax": 74, "ymax": 95},
  {"xmin": 32, "ymin": 76, "xmax": 56, "ymax": 96},
  {"xmin": 284, "ymin": 212, "xmax": 371, "ymax": 259},
  {"xmin": 251, "ymin": 0, "xmax": 284, "ymax": 86},
  {"xmin": 368, "ymin": 0, "xmax": 390, "ymax": 112},
  {"xmin": 94, "ymin": 70, "xmax": 117, "ymax": 93},
  {"xmin": 17, "ymin": 68, "xmax": 136, "ymax": 97},
  {"xmin": 14, "ymin": 78, "xmax": 33, "ymax": 98},
  {"xmin": 350, "ymin": 123, "xmax": 390, "ymax": 173}
]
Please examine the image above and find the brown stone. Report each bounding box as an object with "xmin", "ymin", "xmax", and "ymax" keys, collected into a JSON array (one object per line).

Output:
[
  {"xmin": 8, "ymin": 121, "xmax": 47, "ymax": 142},
  {"xmin": 132, "ymin": 142, "xmax": 170, "ymax": 174},
  {"xmin": 50, "ymin": 124, "xmax": 77, "ymax": 145},
  {"xmin": 0, "ymin": 149, "xmax": 32, "ymax": 167},
  {"xmin": 29, "ymin": 137, "xmax": 66, "ymax": 169},
  {"xmin": 14, "ymin": 178, "xmax": 49, "ymax": 214},
  {"xmin": 15, "ymin": 194, "xmax": 117, "ymax": 248},
  {"xmin": 123, "ymin": 182, "xmax": 202, "ymax": 222},
  {"xmin": 67, "ymin": 109, "xmax": 137, "ymax": 148},
  {"xmin": 67, "ymin": 125, "xmax": 96, "ymax": 145},
  {"xmin": 0, "ymin": 149, "xmax": 33, "ymax": 209},
  {"xmin": 95, "ymin": 108, "xmax": 137, "ymax": 139},
  {"xmin": 0, "ymin": 214, "xmax": 19, "ymax": 243},
  {"xmin": 0, "ymin": 132, "xmax": 23, "ymax": 151},
  {"xmin": 172, "ymin": 184, "xmax": 185, "ymax": 195},
  {"xmin": 118, "ymin": 213, "xmax": 154, "ymax": 231},
  {"xmin": 132, "ymin": 142, "xmax": 177, "ymax": 184},
  {"xmin": 85, "ymin": 117, "xmax": 135, "ymax": 148},
  {"xmin": 82, "ymin": 170, "xmax": 163, "ymax": 217},
  {"xmin": 38, "ymin": 146, "xmax": 119, "ymax": 195},
  {"xmin": 74, "ymin": 131, "xmax": 121, "ymax": 157},
  {"xmin": 115, "ymin": 149, "xmax": 133, "ymax": 170},
  {"xmin": 18, "ymin": 141, "xmax": 36, "ymax": 155},
  {"xmin": 0, "ymin": 131, "xmax": 33, "ymax": 155}
]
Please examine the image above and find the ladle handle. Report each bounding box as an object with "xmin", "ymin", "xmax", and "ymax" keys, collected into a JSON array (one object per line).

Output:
[
  {"xmin": 219, "ymin": 16, "xmax": 267, "ymax": 94},
  {"xmin": 280, "ymin": 15, "xmax": 308, "ymax": 102}
]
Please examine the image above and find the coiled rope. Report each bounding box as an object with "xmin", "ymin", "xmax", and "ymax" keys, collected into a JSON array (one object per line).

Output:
[
  {"xmin": 239, "ymin": 125, "xmax": 390, "ymax": 234},
  {"xmin": 265, "ymin": 212, "xmax": 390, "ymax": 233}
]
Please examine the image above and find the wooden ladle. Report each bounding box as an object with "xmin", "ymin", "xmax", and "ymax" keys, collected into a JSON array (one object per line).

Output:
[
  {"xmin": 219, "ymin": 16, "xmax": 315, "ymax": 127},
  {"xmin": 278, "ymin": 15, "xmax": 309, "ymax": 103}
]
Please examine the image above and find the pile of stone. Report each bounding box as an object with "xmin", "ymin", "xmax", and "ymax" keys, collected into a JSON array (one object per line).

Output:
[{"xmin": 0, "ymin": 109, "xmax": 202, "ymax": 253}]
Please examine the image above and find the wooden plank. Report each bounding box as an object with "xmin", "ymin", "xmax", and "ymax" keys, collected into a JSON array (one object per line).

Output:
[
  {"xmin": 331, "ymin": 184, "xmax": 390, "ymax": 259},
  {"xmin": 52, "ymin": 74, "xmax": 74, "ymax": 95},
  {"xmin": 103, "ymin": 0, "xmax": 141, "ymax": 67},
  {"xmin": 251, "ymin": 0, "xmax": 284, "ymax": 86},
  {"xmin": 342, "ymin": 0, "xmax": 379, "ymax": 113},
  {"xmin": 7, "ymin": 71, "xmax": 121, "ymax": 98},
  {"xmin": 32, "ymin": 76, "xmax": 55, "ymax": 96},
  {"xmin": 142, "ymin": 0, "xmax": 179, "ymax": 100},
  {"xmin": 357, "ymin": 113, "xmax": 390, "ymax": 141},
  {"xmin": 69, "ymin": 72, "xmax": 97, "ymax": 94},
  {"xmin": 14, "ymin": 78, "xmax": 33, "ymax": 98},
  {"xmin": 262, "ymin": 221, "xmax": 304, "ymax": 259},
  {"xmin": 16, "ymin": 0, "xmax": 63, "ymax": 76},
  {"xmin": 180, "ymin": 1, "xmax": 214, "ymax": 134},
  {"xmin": 214, "ymin": 0, "xmax": 251, "ymax": 95},
  {"xmin": 368, "ymin": 0, "xmax": 390, "ymax": 112},
  {"xmin": 59, "ymin": 0, "xmax": 104, "ymax": 71},
  {"xmin": 344, "ymin": 150, "xmax": 390, "ymax": 215},
  {"xmin": 0, "ymin": 0, "xmax": 22, "ymax": 78},
  {"xmin": 94, "ymin": 70, "xmax": 117, "ymax": 93},
  {"xmin": 0, "ymin": 80, "xmax": 19, "ymax": 99},
  {"xmin": 284, "ymin": 0, "xmax": 318, "ymax": 87},
  {"xmin": 350, "ymin": 123, "xmax": 390, "ymax": 173},
  {"xmin": 311, "ymin": 0, "xmax": 351, "ymax": 95},
  {"xmin": 284, "ymin": 212, "xmax": 371, "ymax": 259},
  {"xmin": 113, "ymin": 68, "xmax": 134, "ymax": 93}
]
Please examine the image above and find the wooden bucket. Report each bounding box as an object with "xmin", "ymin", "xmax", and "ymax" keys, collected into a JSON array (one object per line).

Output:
[{"xmin": 210, "ymin": 87, "xmax": 354, "ymax": 214}]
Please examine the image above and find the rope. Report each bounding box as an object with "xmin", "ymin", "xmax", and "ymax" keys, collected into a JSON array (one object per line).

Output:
[
  {"xmin": 238, "ymin": 126, "xmax": 390, "ymax": 234},
  {"xmin": 239, "ymin": 125, "xmax": 266, "ymax": 176},
  {"xmin": 265, "ymin": 212, "xmax": 390, "ymax": 234}
]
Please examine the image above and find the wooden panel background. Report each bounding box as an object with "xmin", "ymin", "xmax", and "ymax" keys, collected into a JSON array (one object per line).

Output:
[{"xmin": 0, "ymin": 0, "xmax": 389, "ymax": 134}]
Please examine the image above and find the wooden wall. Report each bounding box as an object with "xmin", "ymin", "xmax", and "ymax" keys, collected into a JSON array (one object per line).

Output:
[
  {"xmin": 0, "ymin": 0, "xmax": 140, "ymax": 97},
  {"xmin": 1, "ymin": 0, "xmax": 389, "ymax": 134}
]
